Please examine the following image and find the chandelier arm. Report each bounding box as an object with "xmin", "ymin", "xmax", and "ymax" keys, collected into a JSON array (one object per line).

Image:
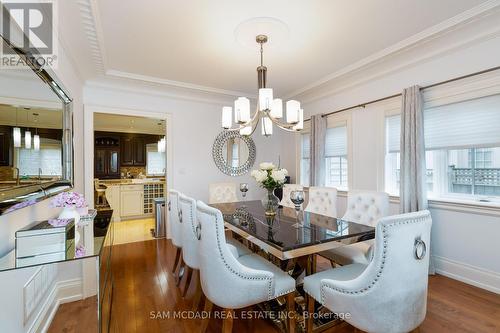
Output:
[
  {"xmin": 248, "ymin": 112, "xmax": 261, "ymax": 136},
  {"xmin": 266, "ymin": 112, "xmax": 301, "ymax": 132}
]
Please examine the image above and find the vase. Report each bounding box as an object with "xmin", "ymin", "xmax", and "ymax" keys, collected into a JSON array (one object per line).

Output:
[
  {"xmin": 58, "ymin": 206, "xmax": 81, "ymax": 245},
  {"xmin": 262, "ymin": 189, "xmax": 279, "ymax": 216},
  {"xmin": 76, "ymin": 206, "xmax": 89, "ymax": 216}
]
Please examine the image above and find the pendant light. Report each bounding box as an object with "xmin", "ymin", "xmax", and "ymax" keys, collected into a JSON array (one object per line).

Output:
[
  {"xmin": 13, "ymin": 127, "xmax": 21, "ymax": 147},
  {"xmin": 13, "ymin": 108, "xmax": 21, "ymax": 147},
  {"xmin": 33, "ymin": 113, "xmax": 40, "ymax": 151},
  {"xmin": 25, "ymin": 130, "xmax": 31, "ymax": 149},
  {"xmin": 33, "ymin": 134, "xmax": 40, "ymax": 151}
]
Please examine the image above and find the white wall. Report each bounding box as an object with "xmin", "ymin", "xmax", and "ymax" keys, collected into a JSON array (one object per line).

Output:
[
  {"xmin": 83, "ymin": 84, "xmax": 297, "ymax": 203},
  {"xmin": 300, "ymin": 34, "xmax": 500, "ymax": 293}
]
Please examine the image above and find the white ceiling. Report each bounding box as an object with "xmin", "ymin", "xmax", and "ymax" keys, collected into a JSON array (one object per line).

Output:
[
  {"xmin": 64, "ymin": 0, "xmax": 490, "ymax": 97},
  {"xmin": 0, "ymin": 104, "xmax": 62, "ymax": 129},
  {"xmin": 94, "ymin": 113, "xmax": 166, "ymax": 135}
]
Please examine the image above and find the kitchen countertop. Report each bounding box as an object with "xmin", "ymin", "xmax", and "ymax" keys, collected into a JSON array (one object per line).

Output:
[{"xmin": 98, "ymin": 178, "xmax": 165, "ymax": 186}]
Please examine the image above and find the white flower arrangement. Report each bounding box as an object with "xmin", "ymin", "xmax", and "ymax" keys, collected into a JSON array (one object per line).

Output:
[{"xmin": 251, "ymin": 162, "xmax": 288, "ymax": 190}]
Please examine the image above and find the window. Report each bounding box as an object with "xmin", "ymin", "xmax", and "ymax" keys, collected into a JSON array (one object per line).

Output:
[
  {"xmin": 17, "ymin": 141, "xmax": 62, "ymax": 177},
  {"xmin": 325, "ymin": 125, "xmax": 348, "ymax": 189},
  {"xmin": 146, "ymin": 144, "xmax": 166, "ymax": 176},
  {"xmin": 385, "ymin": 94, "xmax": 500, "ymax": 201},
  {"xmin": 300, "ymin": 133, "xmax": 310, "ymax": 186}
]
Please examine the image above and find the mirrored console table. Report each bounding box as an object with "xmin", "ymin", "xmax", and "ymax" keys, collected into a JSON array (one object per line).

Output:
[{"xmin": 0, "ymin": 209, "xmax": 114, "ymax": 333}]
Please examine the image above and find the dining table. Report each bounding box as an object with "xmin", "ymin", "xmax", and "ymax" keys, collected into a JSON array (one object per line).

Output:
[{"xmin": 211, "ymin": 199, "xmax": 375, "ymax": 273}]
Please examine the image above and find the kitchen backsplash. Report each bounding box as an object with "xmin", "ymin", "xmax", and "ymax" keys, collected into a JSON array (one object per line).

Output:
[{"xmin": 120, "ymin": 166, "xmax": 146, "ymax": 178}]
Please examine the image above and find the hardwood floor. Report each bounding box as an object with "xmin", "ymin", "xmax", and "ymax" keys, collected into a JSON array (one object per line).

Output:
[
  {"xmin": 48, "ymin": 296, "xmax": 98, "ymax": 333},
  {"xmin": 49, "ymin": 238, "xmax": 500, "ymax": 333},
  {"xmin": 113, "ymin": 217, "xmax": 155, "ymax": 245}
]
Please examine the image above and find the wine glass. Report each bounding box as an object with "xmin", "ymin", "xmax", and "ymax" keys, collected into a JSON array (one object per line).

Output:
[
  {"xmin": 290, "ymin": 190, "xmax": 305, "ymax": 228},
  {"xmin": 240, "ymin": 183, "xmax": 249, "ymax": 206}
]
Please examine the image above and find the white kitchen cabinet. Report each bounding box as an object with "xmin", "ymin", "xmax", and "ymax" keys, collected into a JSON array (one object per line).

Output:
[{"xmin": 120, "ymin": 185, "xmax": 144, "ymax": 217}]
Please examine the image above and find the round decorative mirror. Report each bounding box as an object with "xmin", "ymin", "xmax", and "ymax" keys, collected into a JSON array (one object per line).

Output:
[{"xmin": 212, "ymin": 130, "xmax": 256, "ymax": 176}]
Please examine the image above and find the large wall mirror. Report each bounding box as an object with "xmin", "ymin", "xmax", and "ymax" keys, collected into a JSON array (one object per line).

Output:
[
  {"xmin": 0, "ymin": 36, "xmax": 73, "ymax": 215},
  {"xmin": 212, "ymin": 130, "xmax": 256, "ymax": 176}
]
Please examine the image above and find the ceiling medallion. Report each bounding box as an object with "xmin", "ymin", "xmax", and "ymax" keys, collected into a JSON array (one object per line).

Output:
[{"xmin": 221, "ymin": 35, "xmax": 303, "ymax": 137}]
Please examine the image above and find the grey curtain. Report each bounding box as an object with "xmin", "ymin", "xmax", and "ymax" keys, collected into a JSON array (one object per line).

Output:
[
  {"xmin": 400, "ymin": 85, "xmax": 434, "ymax": 274},
  {"xmin": 400, "ymin": 85, "xmax": 427, "ymax": 212},
  {"xmin": 310, "ymin": 114, "xmax": 326, "ymax": 186}
]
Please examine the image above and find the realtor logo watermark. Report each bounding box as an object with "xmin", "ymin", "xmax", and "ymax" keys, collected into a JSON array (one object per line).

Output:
[{"xmin": 1, "ymin": 0, "xmax": 58, "ymax": 69}]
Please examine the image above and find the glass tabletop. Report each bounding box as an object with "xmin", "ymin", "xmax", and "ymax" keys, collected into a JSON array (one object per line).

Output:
[{"xmin": 211, "ymin": 200, "xmax": 375, "ymax": 253}]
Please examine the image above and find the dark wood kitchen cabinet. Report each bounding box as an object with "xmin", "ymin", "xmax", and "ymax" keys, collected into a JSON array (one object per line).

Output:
[
  {"xmin": 0, "ymin": 126, "xmax": 12, "ymax": 166},
  {"xmin": 120, "ymin": 135, "xmax": 146, "ymax": 166},
  {"xmin": 94, "ymin": 135, "xmax": 120, "ymax": 179}
]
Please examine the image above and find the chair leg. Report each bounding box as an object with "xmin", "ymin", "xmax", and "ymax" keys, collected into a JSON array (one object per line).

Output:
[
  {"xmin": 172, "ymin": 247, "xmax": 181, "ymax": 273},
  {"xmin": 222, "ymin": 309, "xmax": 234, "ymax": 333},
  {"xmin": 192, "ymin": 271, "xmax": 203, "ymax": 311},
  {"xmin": 176, "ymin": 258, "xmax": 186, "ymax": 287},
  {"xmin": 286, "ymin": 292, "xmax": 296, "ymax": 333},
  {"xmin": 306, "ymin": 294, "xmax": 315, "ymax": 333},
  {"xmin": 183, "ymin": 266, "xmax": 194, "ymax": 297},
  {"xmin": 200, "ymin": 299, "xmax": 213, "ymax": 333}
]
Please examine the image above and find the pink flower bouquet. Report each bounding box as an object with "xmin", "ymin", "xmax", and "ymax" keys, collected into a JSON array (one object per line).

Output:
[{"xmin": 51, "ymin": 192, "xmax": 87, "ymax": 209}]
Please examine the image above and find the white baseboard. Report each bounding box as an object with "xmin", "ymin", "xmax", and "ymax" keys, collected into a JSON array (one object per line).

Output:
[
  {"xmin": 27, "ymin": 278, "xmax": 83, "ymax": 333},
  {"xmin": 433, "ymin": 255, "xmax": 500, "ymax": 294}
]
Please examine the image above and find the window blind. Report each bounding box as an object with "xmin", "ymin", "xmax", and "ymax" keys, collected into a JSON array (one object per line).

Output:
[
  {"xmin": 424, "ymin": 94, "xmax": 500, "ymax": 150},
  {"xmin": 325, "ymin": 126, "xmax": 347, "ymax": 157},
  {"xmin": 386, "ymin": 115, "xmax": 401, "ymax": 153},
  {"xmin": 386, "ymin": 93, "xmax": 500, "ymax": 152},
  {"xmin": 301, "ymin": 134, "xmax": 310, "ymax": 158}
]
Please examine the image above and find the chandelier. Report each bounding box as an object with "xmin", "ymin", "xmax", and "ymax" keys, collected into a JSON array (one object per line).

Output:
[{"xmin": 221, "ymin": 35, "xmax": 304, "ymax": 137}]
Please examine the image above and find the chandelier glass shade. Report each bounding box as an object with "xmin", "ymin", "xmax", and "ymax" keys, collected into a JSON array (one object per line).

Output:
[{"xmin": 221, "ymin": 35, "xmax": 304, "ymax": 137}]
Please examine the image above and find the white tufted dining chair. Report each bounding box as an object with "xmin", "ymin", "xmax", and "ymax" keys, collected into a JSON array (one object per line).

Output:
[
  {"xmin": 280, "ymin": 184, "xmax": 304, "ymax": 208},
  {"xmin": 196, "ymin": 201, "xmax": 297, "ymax": 333},
  {"xmin": 178, "ymin": 194, "xmax": 251, "ymax": 307},
  {"xmin": 305, "ymin": 187, "xmax": 337, "ymax": 217},
  {"xmin": 320, "ymin": 190, "xmax": 389, "ymax": 266},
  {"xmin": 178, "ymin": 194, "xmax": 201, "ymax": 300},
  {"xmin": 343, "ymin": 190, "xmax": 390, "ymax": 227},
  {"xmin": 168, "ymin": 189, "xmax": 184, "ymax": 283},
  {"xmin": 303, "ymin": 210, "xmax": 432, "ymax": 333},
  {"xmin": 208, "ymin": 182, "xmax": 238, "ymax": 204}
]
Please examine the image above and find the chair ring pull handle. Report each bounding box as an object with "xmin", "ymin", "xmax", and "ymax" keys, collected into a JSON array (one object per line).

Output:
[
  {"xmin": 196, "ymin": 223, "xmax": 202, "ymax": 240},
  {"xmin": 414, "ymin": 238, "xmax": 426, "ymax": 260}
]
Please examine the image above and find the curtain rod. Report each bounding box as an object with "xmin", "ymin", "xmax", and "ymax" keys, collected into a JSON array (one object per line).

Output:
[{"xmin": 303, "ymin": 65, "xmax": 500, "ymax": 121}]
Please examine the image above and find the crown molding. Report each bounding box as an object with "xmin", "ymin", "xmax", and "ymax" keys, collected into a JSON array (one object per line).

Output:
[
  {"xmin": 83, "ymin": 78, "xmax": 250, "ymax": 106},
  {"xmin": 105, "ymin": 69, "xmax": 256, "ymax": 99},
  {"xmin": 304, "ymin": 29, "xmax": 500, "ymax": 105},
  {"xmin": 285, "ymin": 0, "xmax": 500, "ymax": 100}
]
